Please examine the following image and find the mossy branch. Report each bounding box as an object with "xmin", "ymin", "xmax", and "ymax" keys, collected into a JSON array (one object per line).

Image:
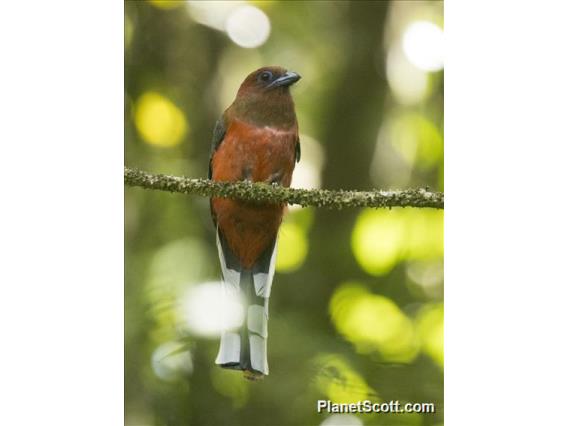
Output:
[{"xmin": 124, "ymin": 167, "xmax": 444, "ymax": 209}]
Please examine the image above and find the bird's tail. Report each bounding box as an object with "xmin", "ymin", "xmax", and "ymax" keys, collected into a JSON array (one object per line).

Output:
[{"xmin": 214, "ymin": 230, "xmax": 276, "ymax": 380}]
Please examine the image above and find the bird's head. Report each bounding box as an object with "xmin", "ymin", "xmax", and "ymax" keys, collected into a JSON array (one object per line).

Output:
[
  {"xmin": 232, "ymin": 66, "xmax": 301, "ymax": 128},
  {"xmin": 237, "ymin": 66, "xmax": 301, "ymax": 97}
]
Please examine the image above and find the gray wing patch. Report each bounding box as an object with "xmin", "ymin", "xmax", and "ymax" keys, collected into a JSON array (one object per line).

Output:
[{"xmin": 208, "ymin": 117, "xmax": 227, "ymax": 179}]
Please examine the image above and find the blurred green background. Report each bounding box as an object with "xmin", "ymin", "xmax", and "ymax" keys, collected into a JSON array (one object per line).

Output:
[{"xmin": 125, "ymin": 1, "xmax": 443, "ymax": 425}]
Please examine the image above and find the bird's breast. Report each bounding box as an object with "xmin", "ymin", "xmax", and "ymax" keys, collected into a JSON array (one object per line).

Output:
[{"xmin": 211, "ymin": 119, "xmax": 297, "ymax": 186}]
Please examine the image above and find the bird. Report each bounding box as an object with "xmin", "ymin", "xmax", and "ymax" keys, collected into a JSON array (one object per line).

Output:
[{"xmin": 208, "ymin": 66, "xmax": 301, "ymax": 381}]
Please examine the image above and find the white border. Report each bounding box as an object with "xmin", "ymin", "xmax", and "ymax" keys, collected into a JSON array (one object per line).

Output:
[
  {"xmin": 0, "ymin": 2, "xmax": 123, "ymax": 424},
  {"xmin": 446, "ymin": 1, "xmax": 568, "ymax": 424}
]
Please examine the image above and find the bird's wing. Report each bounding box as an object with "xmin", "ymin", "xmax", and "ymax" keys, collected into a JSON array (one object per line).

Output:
[
  {"xmin": 209, "ymin": 116, "xmax": 227, "ymax": 226},
  {"xmin": 208, "ymin": 116, "xmax": 227, "ymax": 179},
  {"xmin": 295, "ymin": 135, "xmax": 301, "ymax": 163}
]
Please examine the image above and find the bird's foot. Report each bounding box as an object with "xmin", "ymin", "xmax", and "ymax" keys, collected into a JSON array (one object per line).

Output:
[{"xmin": 243, "ymin": 369, "xmax": 264, "ymax": 381}]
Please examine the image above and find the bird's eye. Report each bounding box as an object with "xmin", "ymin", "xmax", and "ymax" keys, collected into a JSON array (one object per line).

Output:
[{"xmin": 258, "ymin": 71, "xmax": 273, "ymax": 82}]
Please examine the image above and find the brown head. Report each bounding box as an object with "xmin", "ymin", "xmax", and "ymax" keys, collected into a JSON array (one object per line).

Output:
[{"xmin": 230, "ymin": 66, "xmax": 301, "ymax": 128}]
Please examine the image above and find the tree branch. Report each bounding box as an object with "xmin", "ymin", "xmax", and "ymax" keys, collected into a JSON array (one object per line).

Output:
[{"xmin": 124, "ymin": 167, "xmax": 444, "ymax": 209}]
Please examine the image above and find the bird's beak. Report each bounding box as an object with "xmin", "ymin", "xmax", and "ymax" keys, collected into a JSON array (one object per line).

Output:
[{"xmin": 268, "ymin": 71, "xmax": 301, "ymax": 88}]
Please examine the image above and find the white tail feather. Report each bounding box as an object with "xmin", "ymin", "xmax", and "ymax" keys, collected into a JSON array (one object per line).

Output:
[{"xmin": 214, "ymin": 229, "xmax": 276, "ymax": 376}]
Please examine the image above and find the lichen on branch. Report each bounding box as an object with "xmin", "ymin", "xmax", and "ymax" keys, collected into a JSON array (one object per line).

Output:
[{"xmin": 124, "ymin": 167, "xmax": 444, "ymax": 209}]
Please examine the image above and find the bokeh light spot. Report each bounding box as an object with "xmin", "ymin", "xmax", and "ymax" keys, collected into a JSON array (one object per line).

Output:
[
  {"xmin": 406, "ymin": 259, "xmax": 444, "ymax": 299},
  {"xmin": 276, "ymin": 222, "xmax": 308, "ymax": 272},
  {"xmin": 402, "ymin": 21, "xmax": 444, "ymax": 72},
  {"xmin": 386, "ymin": 45, "xmax": 429, "ymax": 105},
  {"xmin": 225, "ymin": 5, "xmax": 271, "ymax": 48},
  {"xmin": 147, "ymin": 0, "xmax": 184, "ymax": 10},
  {"xmin": 405, "ymin": 209, "xmax": 444, "ymax": 259},
  {"xmin": 180, "ymin": 282, "xmax": 244, "ymax": 338},
  {"xmin": 134, "ymin": 91, "xmax": 187, "ymax": 147},
  {"xmin": 313, "ymin": 354, "xmax": 377, "ymax": 404},
  {"xmin": 351, "ymin": 209, "xmax": 405, "ymax": 276},
  {"xmin": 145, "ymin": 238, "xmax": 211, "ymax": 343},
  {"xmin": 330, "ymin": 283, "xmax": 419, "ymax": 362},
  {"xmin": 185, "ymin": 1, "xmax": 244, "ymax": 31},
  {"xmin": 147, "ymin": 238, "xmax": 209, "ymax": 295},
  {"xmin": 151, "ymin": 341, "xmax": 193, "ymax": 382},
  {"xmin": 416, "ymin": 303, "xmax": 444, "ymax": 368},
  {"xmin": 352, "ymin": 208, "xmax": 443, "ymax": 276},
  {"xmin": 390, "ymin": 113, "xmax": 443, "ymax": 170}
]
